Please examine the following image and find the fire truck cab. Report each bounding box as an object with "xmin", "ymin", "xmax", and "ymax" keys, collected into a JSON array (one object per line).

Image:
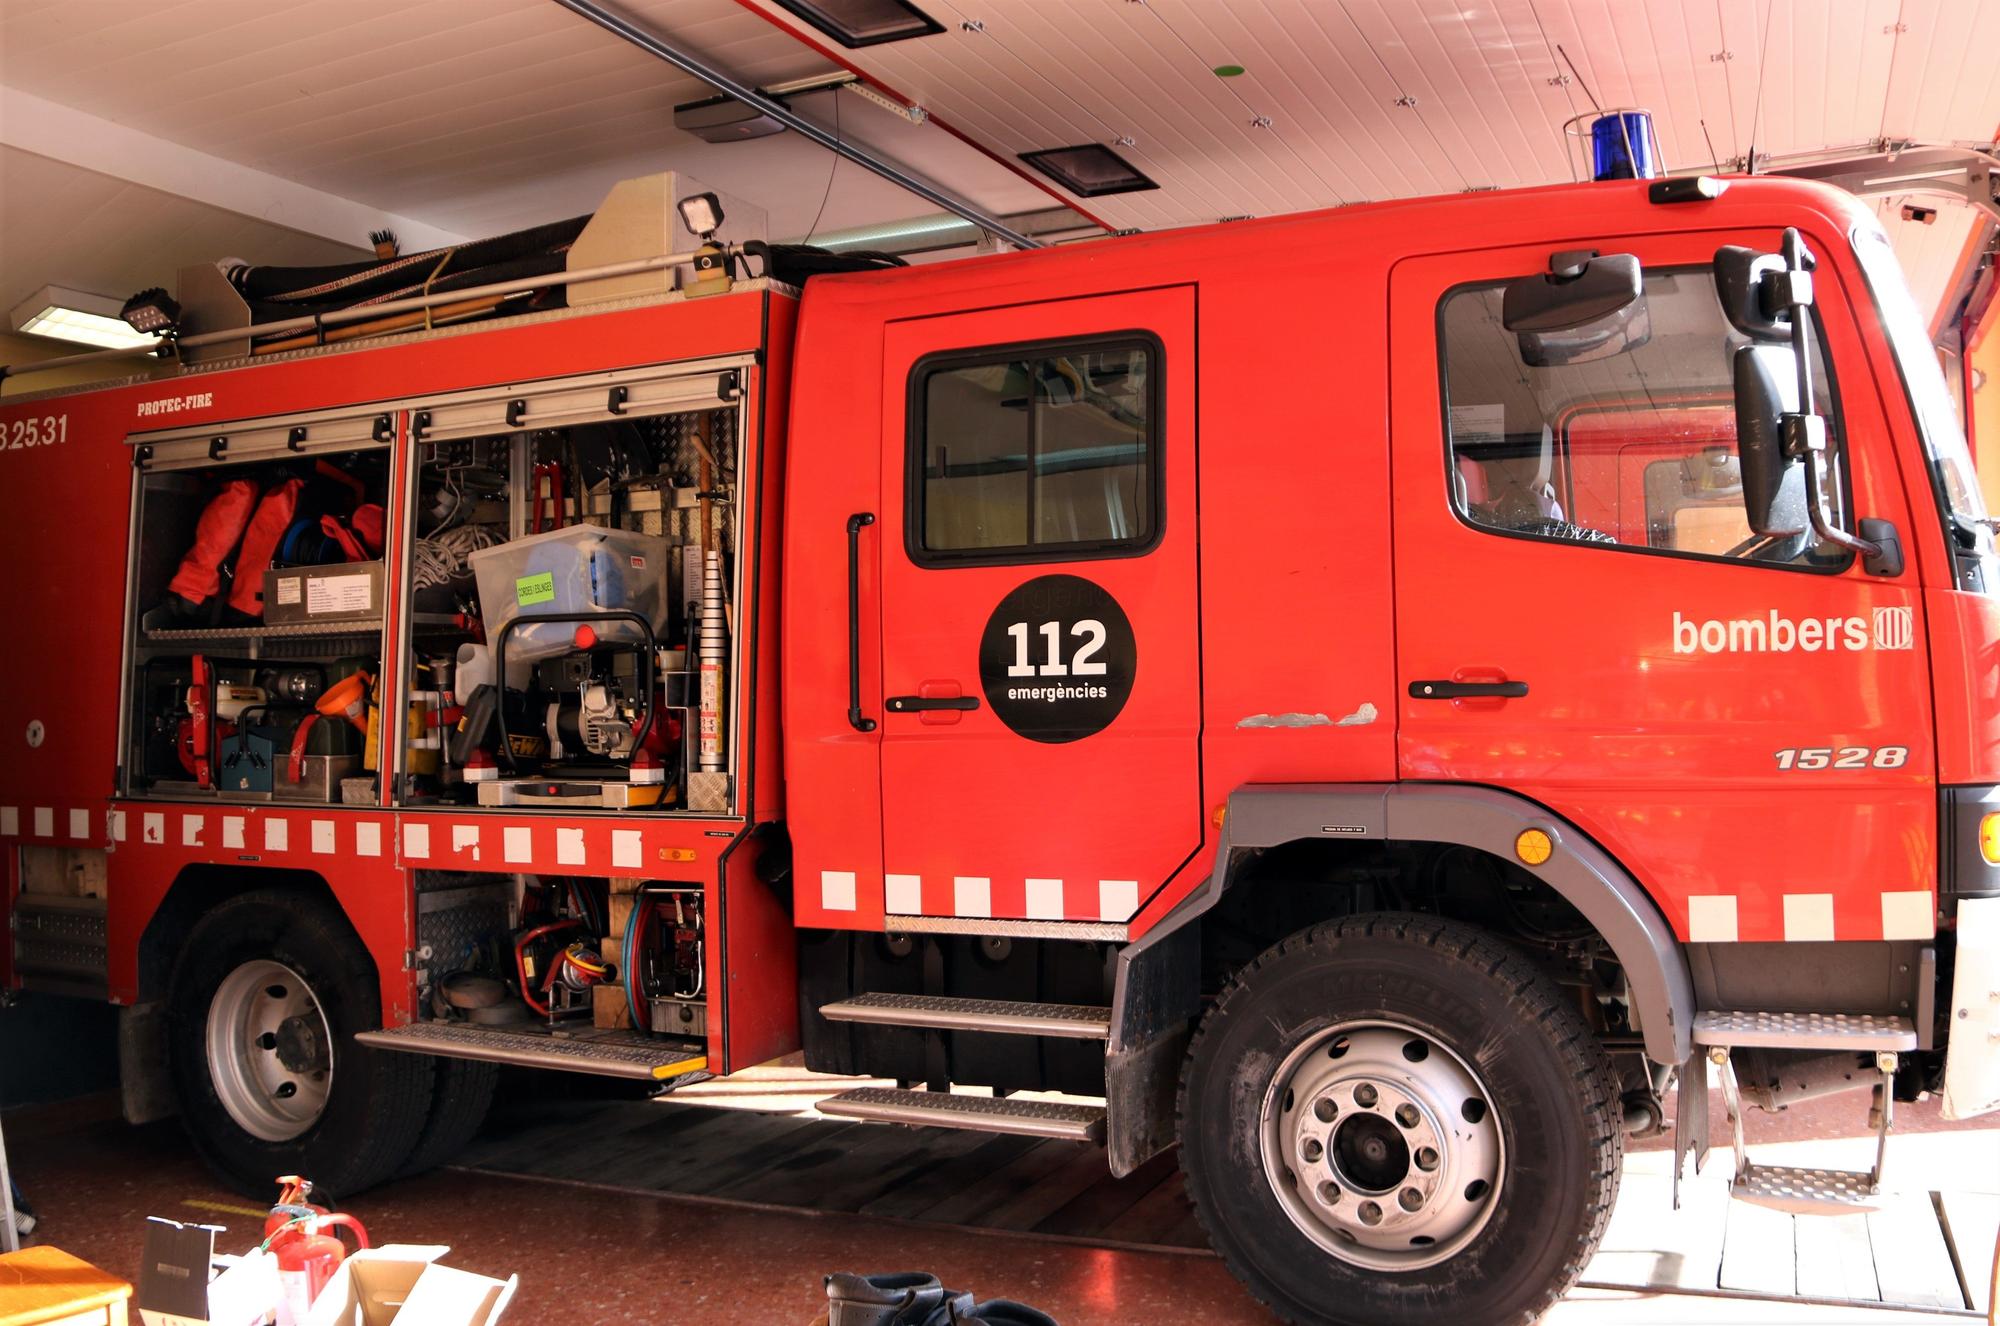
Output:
[{"xmin": 4, "ymin": 170, "xmax": 1998, "ymax": 1324}]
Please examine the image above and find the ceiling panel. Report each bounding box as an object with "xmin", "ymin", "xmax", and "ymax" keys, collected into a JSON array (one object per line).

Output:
[
  {"xmin": 0, "ymin": 0, "xmax": 1048, "ymax": 240},
  {"xmin": 0, "ymin": 145, "xmax": 363, "ymax": 326},
  {"xmin": 2, "ymin": 0, "xmax": 1993, "ymax": 326},
  {"xmin": 726, "ymin": 0, "xmax": 1994, "ymax": 319}
]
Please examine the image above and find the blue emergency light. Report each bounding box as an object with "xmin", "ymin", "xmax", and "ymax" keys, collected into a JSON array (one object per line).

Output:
[{"xmin": 1590, "ymin": 111, "xmax": 1658, "ymax": 181}]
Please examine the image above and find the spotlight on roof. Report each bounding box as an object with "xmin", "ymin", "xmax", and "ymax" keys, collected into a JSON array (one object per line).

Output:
[
  {"xmin": 119, "ymin": 287, "xmax": 183, "ymax": 337},
  {"xmin": 678, "ymin": 192, "xmax": 725, "ymax": 243}
]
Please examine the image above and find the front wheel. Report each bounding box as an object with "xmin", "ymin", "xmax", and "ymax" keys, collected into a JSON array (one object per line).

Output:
[
  {"xmin": 167, "ymin": 889, "xmax": 433, "ymax": 1197},
  {"xmin": 1179, "ymin": 913, "xmax": 1622, "ymax": 1326}
]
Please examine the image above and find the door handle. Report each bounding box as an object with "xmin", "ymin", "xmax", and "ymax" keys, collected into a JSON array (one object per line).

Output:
[
  {"xmin": 847, "ymin": 513, "xmax": 875, "ymax": 732},
  {"xmin": 1408, "ymin": 679, "xmax": 1529, "ymax": 699},
  {"xmin": 886, "ymin": 681, "xmax": 979, "ymax": 725},
  {"xmin": 885, "ymin": 695, "xmax": 980, "ymax": 713}
]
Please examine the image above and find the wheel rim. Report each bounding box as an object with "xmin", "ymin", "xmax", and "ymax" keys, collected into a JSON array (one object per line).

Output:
[
  {"xmin": 205, "ymin": 959, "xmax": 334, "ymax": 1142},
  {"xmin": 1259, "ymin": 1020, "xmax": 1503, "ymax": 1271}
]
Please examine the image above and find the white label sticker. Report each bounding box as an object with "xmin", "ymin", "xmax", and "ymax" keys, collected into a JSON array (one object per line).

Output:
[
  {"xmin": 275, "ymin": 577, "xmax": 302, "ymax": 606},
  {"xmin": 306, "ymin": 573, "xmax": 373, "ymax": 616}
]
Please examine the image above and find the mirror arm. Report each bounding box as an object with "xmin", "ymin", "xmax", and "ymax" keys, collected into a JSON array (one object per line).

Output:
[
  {"xmin": 1796, "ymin": 446, "xmax": 1880, "ymax": 558},
  {"xmin": 1777, "ymin": 229, "xmax": 1877, "ymax": 560}
]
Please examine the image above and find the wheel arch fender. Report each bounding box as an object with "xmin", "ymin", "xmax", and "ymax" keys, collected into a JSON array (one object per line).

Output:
[
  {"xmin": 1124, "ymin": 783, "xmax": 1694, "ymax": 1068},
  {"xmin": 137, "ymin": 864, "xmax": 360, "ymax": 1003}
]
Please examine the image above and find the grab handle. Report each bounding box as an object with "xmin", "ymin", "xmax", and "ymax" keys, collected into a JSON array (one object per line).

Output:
[{"xmin": 847, "ymin": 513, "xmax": 876, "ymax": 733}]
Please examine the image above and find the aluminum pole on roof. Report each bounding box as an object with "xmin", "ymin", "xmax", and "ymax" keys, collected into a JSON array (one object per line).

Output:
[{"xmin": 549, "ymin": 0, "xmax": 1041, "ymax": 251}]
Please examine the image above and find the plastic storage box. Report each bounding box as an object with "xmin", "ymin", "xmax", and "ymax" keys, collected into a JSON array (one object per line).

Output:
[{"xmin": 469, "ymin": 525, "xmax": 670, "ymax": 663}]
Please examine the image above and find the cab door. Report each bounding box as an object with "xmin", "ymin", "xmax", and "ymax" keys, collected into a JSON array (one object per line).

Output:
[
  {"xmin": 873, "ymin": 288, "xmax": 1200, "ymax": 928},
  {"xmin": 1390, "ymin": 232, "xmax": 1937, "ymax": 946}
]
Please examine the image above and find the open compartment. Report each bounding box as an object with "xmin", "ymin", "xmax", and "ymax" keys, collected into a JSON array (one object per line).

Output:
[
  {"xmin": 121, "ymin": 409, "xmax": 403, "ymax": 804},
  {"xmin": 393, "ymin": 362, "xmax": 747, "ymax": 814}
]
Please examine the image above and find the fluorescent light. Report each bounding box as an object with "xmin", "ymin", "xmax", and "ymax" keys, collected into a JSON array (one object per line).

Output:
[{"xmin": 10, "ymin": 285, "xmax": 161, "ymax": 350}]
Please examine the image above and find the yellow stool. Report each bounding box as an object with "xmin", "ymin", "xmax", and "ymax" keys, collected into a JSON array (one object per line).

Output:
[{"xmin": 0, "ymin": 1247, "xmax": 132, "ymax": 1326}]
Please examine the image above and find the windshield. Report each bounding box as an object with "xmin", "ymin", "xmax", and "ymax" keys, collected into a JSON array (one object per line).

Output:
[{"xmin": 1851, "ymin": 223, "xmax": 1994, "ymax": 582}]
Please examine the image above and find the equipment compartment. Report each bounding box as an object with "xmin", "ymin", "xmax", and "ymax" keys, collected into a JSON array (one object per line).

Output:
[
  {"xmin": 122, "ymin": 436, "xmax": 397, "ymax": 805},
  {"xmin": 399, "ymin": 366, "xmax": 744, "ymax": 815}
]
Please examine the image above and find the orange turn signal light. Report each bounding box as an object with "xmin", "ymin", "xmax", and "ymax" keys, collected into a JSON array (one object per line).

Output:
[
  {"xmin": 1979, "ymin": 813, "xmax": 2000, "ymax": 866},
  {"xmin": 1515, "ymin": 828, "xmax": 1553, "ymax": 867},
  {"xmin": 659, "ymin": 847, "xmax": 698, "ymax": 863}
]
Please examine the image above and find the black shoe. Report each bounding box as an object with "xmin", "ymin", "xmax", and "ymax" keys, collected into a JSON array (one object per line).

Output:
[{"xmin": 824, "ymin": 1272, "xmax": 948, "ymax": 1326}]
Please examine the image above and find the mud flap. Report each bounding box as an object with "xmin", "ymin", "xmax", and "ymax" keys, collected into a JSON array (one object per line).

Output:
[
  {"xmin": 1671, "ymin": 1045, "xmax": 1710, "ymax": 1209},
  {"xmin": 1942, "ymin": 896, "xmax": 2000, "ymax": 1120}
]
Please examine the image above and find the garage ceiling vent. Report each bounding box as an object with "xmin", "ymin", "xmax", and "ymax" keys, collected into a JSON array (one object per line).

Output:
[{"xmin": 1019, "ymin": 145, "xmax": 1158, "ymax": 198}]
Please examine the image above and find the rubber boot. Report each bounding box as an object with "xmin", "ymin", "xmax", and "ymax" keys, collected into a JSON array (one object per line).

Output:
[{"xmin": 822, "ymin": 1272, "xmax": 947, "ymax": 1326}]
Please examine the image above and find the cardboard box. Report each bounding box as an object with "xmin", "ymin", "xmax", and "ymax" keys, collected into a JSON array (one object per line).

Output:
[
  {"xmin": 264, "ymin": 560, "xmax": 383, "ymax": 625},
  {"xmin": 304, "ymin": 1245, "xmax": 515, "ymax": 1326},
  {"xmin": 135, "ymin": 1217, "xmax": 281, "ymax": 1326}
]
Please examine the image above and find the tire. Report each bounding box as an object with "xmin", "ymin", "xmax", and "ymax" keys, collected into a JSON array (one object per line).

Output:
[
  {"xmin": 166, "ymin": 888, "xmax": 433, "ymax": 1199},
  {"xmin": 398, "ymin": 1058, "xmax": 499, "ymax": 1178},
  {"xmin": 1179, "ymin": 913, "xmax": 1622, "ymax": 1326}
]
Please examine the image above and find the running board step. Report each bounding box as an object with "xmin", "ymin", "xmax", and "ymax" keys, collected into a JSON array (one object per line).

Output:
[
  {"xmin": 356, "ymin": 1022, "xmax": 706, "ymax": 1082},
  {"xmin": 819, "ymin": 993, "xmax": 1111, "ymax": 1039},
  {"xmin": 1692, "ymin": 1009, "xmax": 1917, "ymax": 1051},
  {"xmin": 1729, "ymin": 1163, "xmax": 1888, "ymax": 1214},
  {"xmin": 818, "ymin": 1087, "xmax": 1106, "ymax": 1142}
]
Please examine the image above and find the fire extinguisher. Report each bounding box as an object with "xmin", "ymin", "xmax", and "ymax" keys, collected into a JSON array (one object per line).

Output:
[{"xmin": 265, "ymin": 1177, "xmax": 370, "ymax": 1323}]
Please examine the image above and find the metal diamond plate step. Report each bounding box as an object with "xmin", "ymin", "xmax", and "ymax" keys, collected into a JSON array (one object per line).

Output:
[
  {"xmin": 1692, "ymin": 1009, "xmax": 1917, "ymax": 1051},
  {"xmin": 1730, "ymin": 1163, "xmax": 1888, "ymax": 1214},
  {"xmin": 819, "ymin": 993, "xmax": 1112, "ymax": 1039},
  {"xmin": 357, "ymin": 1021, "xmax": 706, "ymax": 1081},
  {"xmin": 818, "ymin": 1087, "xmax": 1106, "ymax": 1142}
]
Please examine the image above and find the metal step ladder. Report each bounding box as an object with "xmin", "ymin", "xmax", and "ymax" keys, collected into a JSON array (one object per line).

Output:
[
  {"xmin": 814, "ymin": 993, "xmax": 1111, "ymax": 1141},
  {"xmin": 820, "ymin": 992, "xmax": 1111, "ymax": 1039},
  {"xmin": 1692, "ymin": 1009, "xmax": 1917, "ymax": 1214},
  {"xmin": 356, "ymin": 1021, "xmax": 707, "ymax": 1083}
]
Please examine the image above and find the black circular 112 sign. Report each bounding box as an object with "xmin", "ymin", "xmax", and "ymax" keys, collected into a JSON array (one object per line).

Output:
[{"xmin": 978, "ymin": 574, "xmax": 1136, "ymax": 744}]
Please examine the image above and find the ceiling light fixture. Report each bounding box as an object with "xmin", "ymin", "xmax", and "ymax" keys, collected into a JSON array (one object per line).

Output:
[
  {"xmin": 9, "ymin": 285, "xmax": 162, "ymax": 350},
  {"xmin": 772, "ymin": 0, "xmax": 943, "ymax": 48},
  {"xmin": 1018, "ymin": 144, "xmax": 1159, "ymax": 197}
]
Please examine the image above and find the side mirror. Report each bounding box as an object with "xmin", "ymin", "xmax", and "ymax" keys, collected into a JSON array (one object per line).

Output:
[
  {"xmin": 1503, "ymin": 251, "xmax": 1649, "ymax": 367},
  {"xmin": 1713, "ymin": 245, "xmax": 1793, "ymax": 341},
  {"xmin": 1723, "ymin": 228, "xmax": 1898, "ymax": 574},
  {"xmin": 1731, "ymin": 342, "xmax": 1810, "ymax": 536}
]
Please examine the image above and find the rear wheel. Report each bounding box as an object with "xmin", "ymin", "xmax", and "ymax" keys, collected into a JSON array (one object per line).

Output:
[
  {"xmin": 398, "ymin": 1058, "xmax": 499, "ymax": 1177},
  {"xmin": 1179, "ymin": 913, "xmax": 1621, "ymax": 1326},
  {"xmin": 167, "ymin": 889, "xmax": 432, "ymax": 1198}
]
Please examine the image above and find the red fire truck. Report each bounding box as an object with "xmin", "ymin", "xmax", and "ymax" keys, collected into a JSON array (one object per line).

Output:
[{"xmin": 3, "ymin": 170, "xmax": 1997, "ymax": 1325}]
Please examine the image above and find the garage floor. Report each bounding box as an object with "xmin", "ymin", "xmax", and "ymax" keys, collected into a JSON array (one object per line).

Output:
[{"xmin": 7, "ymin": 1066, "xmax": 1995, "ymax": 1325}]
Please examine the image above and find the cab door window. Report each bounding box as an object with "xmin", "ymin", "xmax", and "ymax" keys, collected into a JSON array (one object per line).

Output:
[
  {"xmin": 909, "ymin": 336, "xmax": 1160, "ymax": 565},
  {"xmin": 1440, "ymin": 266, "xmax": 1848, "ymax": 569}
]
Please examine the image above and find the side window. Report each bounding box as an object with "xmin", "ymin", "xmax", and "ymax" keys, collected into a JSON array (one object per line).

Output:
[
  {"xmin": 910, "ymin": 336, "xmax": 1160, "ymax": 565},
  {"xmin": 1440, "ymin": 266, "xmax": 1847, "ymax": 569}
]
